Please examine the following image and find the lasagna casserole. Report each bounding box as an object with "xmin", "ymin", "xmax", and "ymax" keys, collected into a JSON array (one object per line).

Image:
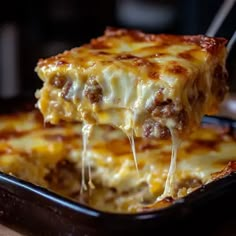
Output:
[{"xmin": 0, "ymin": 109, "xmax": 235, "ymax": 213}]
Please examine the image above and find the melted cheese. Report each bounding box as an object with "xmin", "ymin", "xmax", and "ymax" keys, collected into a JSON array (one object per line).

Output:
[
  {"xmin": 127, "ymin": 129, "xmax": 139, "ymax": 175},
  {"xmin": 161, "ymin": 129, "xmax": 180, "ymax": 198},
  {"xmin": 81, "ymin": 123, "xmax": 93, "ymax": 192}
]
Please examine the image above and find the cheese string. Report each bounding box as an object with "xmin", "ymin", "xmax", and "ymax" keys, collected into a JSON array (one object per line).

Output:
[
  {"xmin": 127, "ymin": 129, "xmax": 140, "ymax": 176},
  {"xmin": 162, "ymin": 128, "xmax": 181, "ymax": 197},
  {"xmin": 80, "ymin": 123, "xmax": 94, "ymax": 195},
  {"xmin": 138, "ymin": 128, "xmax": 181, "ymax": 209},
  {"xmin": 150, "ymin": 128, "xmax": 181, "ymax": 203}
]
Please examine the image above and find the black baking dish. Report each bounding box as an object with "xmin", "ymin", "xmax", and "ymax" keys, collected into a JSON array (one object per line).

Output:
[{"xmin": 0, "ymin": 97, "xmax": 235, "ymax": 236}]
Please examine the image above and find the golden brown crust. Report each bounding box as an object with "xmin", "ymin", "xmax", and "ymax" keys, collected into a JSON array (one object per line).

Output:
[
  {"xmin": 211, "ymin": 161, "xmax": 236, "ymax": 180},
  {"xmin": 37, "ymin": 27, "xmax": 227, "ymax": 69},
  {"xmin": 102, "ymin": 27, "xmax": 228, "ymax": 54}
]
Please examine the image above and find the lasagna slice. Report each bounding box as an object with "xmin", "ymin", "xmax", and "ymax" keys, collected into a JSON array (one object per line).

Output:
[
  {"xmin": 35, "ymin": 27, "xmax": 228, "ymax": 139},
  {"xmin": 0, "ymin": 109, "xmax": 236, "ymax": 213}
]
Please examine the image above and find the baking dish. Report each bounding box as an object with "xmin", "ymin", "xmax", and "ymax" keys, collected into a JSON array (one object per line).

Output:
[{"xmin": 0, "ymin": 96, "xmax": 235, "ymax": 236}]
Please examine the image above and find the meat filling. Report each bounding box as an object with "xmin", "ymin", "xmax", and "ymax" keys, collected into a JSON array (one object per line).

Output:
[
  {"xmin": 84, "ymin": 77, "xmax": 103, "ymax": 104},
  {"xmin": 145, "ymin": 94, "xmax": 188, "ymax": 138},
  {"xmin": 143, "ymin": 119, "xmax": 171, "ymax": 138}
]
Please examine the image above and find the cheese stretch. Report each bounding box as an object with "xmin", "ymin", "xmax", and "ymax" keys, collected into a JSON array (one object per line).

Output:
[{"xmin": 0, "ymin": 110, "xmax": 235, "ymax": 213}]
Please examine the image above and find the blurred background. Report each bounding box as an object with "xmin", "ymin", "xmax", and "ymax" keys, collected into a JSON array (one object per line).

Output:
[{"xmin": 0, "ymin": 0, "xmax": 235, "ymax": 98}]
